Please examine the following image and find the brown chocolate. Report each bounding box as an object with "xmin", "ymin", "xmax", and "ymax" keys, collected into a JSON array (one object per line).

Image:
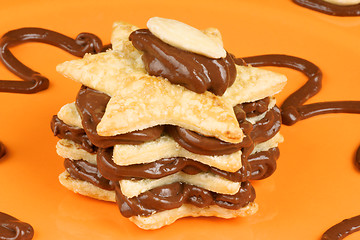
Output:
[
  {"xmin": 97, "ymin": 145, "xmax": 278, "ymax": 182},
  {"xmin": 293, "ymin": 0, "xmax": 360, "ymax": 16},
  {"xmin": 75, "ymin": 86, "xmax": 164, "ymax": 147},
  {"xmin": 0, "ymin": 141, "xmax": 6, "ymax": 159},
  {"xmin": 250, "ymin": 106, "xmax": 282, "ymax": 144},
  {"xmin": 167, "ymin": 122, "xmax": 253, "ymax": 156},
  {"xmin": 129, "ymin": 29, "xmax": 236, "ymax": 96},
  {"xmin": 321, "ymin": 215, "xmax": 360, "ymax": 240},
  {"xmin": 168, "ymin": 104, "xmax": 279, "ymax": 156},
  {"xmin": 241, "ymin": 54, "xmax": 360, "ymax": 172},
  {"xmin": 0, "ymin": 212, "xmax": 33, "ymax": 240},
  {"xmin": 241, "ymin": 54, "xmax": 360, "ymax": 126},
  {"xmin": 248, "ymin": 147, "xmax": 279, "ymax": 180},
  {"xmin": 73, "ymin": 85, "xmax": 280, "ymax": 156},
  {"xmin": 0, "ymin": 28, "xmax": 110, "ymax": 94},
  {"xmin": 64, "ymin": 159, "xmax": 114, "ymax": 191},
  {"xmin": 115, "ymin": 181, "xmax": 255, "ymax": 218},
  {"xmin": 97, "ymin": 147, "xmax": 250, "ymax": 182},
  {"xmin": 51, "ymin": 115, "xmax": 96, "ymax": 153},
  {"xmin": 237, "ymin": 97, "xmax": 270, "ymax": 118}
]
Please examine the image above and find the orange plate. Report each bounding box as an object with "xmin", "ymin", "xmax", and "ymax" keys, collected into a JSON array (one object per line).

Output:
[{"xmin": 1, "ymin": 0, "xmax": 360, "ymax": 239}]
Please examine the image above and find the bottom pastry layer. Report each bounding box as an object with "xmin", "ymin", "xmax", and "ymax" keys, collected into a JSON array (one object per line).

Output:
[{"xmin": 59, "ymin": 171, "xmax": 257, "ymax": 229}]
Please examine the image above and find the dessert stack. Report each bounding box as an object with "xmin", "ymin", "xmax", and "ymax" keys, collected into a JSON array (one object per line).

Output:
[{"xmin": 51, "ymin": 17, "xmax": 287, "ymax": 229}]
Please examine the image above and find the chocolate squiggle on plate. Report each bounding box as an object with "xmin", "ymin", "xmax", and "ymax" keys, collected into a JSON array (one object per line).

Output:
[
  {"xmin": 0, "ymin": 212, "xmax": 34, "ymax": 240},
  {"xmin": 0, "ymin": 28, "xmax": 110, "ymax": 160},
  {"xmin": 321, "ymin": 215, "xmax": 360, "ymax": 240},
  {"xmin": 0, "ymin": 28, "xmax": 110, "ymax": 94},
  {"xmin": 292, "ymin": 0, "xmax": 360, "ymax": 16},
  {"xmin": 241, "ymin": 54, "xmax": 360, "ymax": 239},
  {"xmin": 240, "ymin": 54, "xmax": 360, "ymax": 126}
]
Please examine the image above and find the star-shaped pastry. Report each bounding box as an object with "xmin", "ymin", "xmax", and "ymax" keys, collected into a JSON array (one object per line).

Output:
[{"xmin": 56, "ymin": 22, "xmax": 286, "ymax": 144}]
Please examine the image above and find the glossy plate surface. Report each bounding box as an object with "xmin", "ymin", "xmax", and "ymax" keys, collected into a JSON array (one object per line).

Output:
[{"xmin": 0, "ymin": 0, "xmax": 359, "ymax": 239}]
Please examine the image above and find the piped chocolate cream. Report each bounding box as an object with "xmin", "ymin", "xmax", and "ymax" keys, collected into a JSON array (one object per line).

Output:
[
  {"xmin": 64, "ymin": 159, "xmax": 114, "ymax": 191},
  {"xmin": 52, "ymin": 85, "xmax": 280, "ymax": 156},
  {"xmin": 292, "ymin": 0, "xmax": 360, "ymax": 16},
  {"xmin": 96, "ymin": 146, "xmax": 279, "ymax": 182},
  {"xmin": 129, "ymin": 29, "xmax": 236, "ymax": 96},
  {"xmin": 0, "ymin": 212, "xmax": 34, "ymax": 240},
  {"xmin": 97, "ymin": 147, "xmax": 250, "ymax": 182},
  {"xmin": 51, "ymin": 115, "xmax": 96, "ymax": 153},
  {"xmin": 115, "ymin": 181, "xmax": 255, "ymax": 218}
]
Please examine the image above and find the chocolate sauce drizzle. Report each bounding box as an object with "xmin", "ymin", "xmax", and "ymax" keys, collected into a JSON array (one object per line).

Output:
[
  {"xmin": 242, "ymin": 54, "xmax": 360, "ymax": 238},
  {"xmin": 321, "ymin": 215, "xmax": 360, "ymax": 240},
  {"xmin": 293, "ymin": 0, "xmax": 360, "ymax": 16},
  {"xmin": 240, "ymin": 54, "xmax": 360, "ymax": 126},
  {"xmin": 0, "ymin": 212, "xmax": 34, "ymax": 240},
  {"xmin": 0, "ymin": 28, "xmax": 110, "ymax": 164},
  {"xmin": 0, "ymin": 28, "xmax": 110, "ymax": 94}
]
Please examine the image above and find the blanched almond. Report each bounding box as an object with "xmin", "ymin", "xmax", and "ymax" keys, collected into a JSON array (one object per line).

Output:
[{"xmin": 147, "ymin": 17, "xmax": 226, "ymax": 59}]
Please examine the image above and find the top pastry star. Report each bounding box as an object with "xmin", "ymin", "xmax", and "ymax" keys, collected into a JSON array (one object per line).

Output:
[{"xmin": 56, "ymin": 20, "xmax": 286, "ymax": 144}]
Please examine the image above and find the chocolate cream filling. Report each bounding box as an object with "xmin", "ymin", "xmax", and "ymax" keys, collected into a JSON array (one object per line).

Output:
[
  {"xmin": 115, "ymin": 181, "xmax": 255, "ymax": 218},
  {"xmin": 129, "ymin": 29, "xmax": 237, "ymax": 96},
  {"xmin": 97, "ymin": 147, "xmax": 279, "ymax": 182},
  {"xmin": 51, "ymin": 115, "xmax": 97, "ymax": 153},
  {"xmin": 52, "ymin": 85, "xmax": 279, "ymax": 156},
  {"xmin": 64, "ymin": 158, "xmax": 114, "ymax": 191},
  {"xmin": 64, "ymin": 159, "xmax": 257, "ymax": 217}
]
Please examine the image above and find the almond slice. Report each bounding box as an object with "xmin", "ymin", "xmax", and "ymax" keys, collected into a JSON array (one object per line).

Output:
[
  {"xmin": 323, "ymin": 0, "xmax": 360, "ymax": 5},
  {"xmin": 147, "ymin": 17, "xmax": 226, "ymax": 59}
]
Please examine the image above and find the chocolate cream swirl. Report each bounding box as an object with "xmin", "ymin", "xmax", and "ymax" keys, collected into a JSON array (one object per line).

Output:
[
  {"xmin": 0, "ymin": 212, "xmax": 34, "ymax": 240},
  {"xmin": 115, "ymin": 181, "xmax": 255, "ymax": 218},
  {"xmin": 129, "ymin": 29, "xmax": 237, "ymax": 96},
  {"xmin": 292, "ymin": 0, "xmax": 360, "ymax": 16},
  {"xmin": 64, "ymin": 159, "xmax": 114, "ymax": 191},
  {"xmin": 97, "ymin": 147, "xmax": 279, "ymax": 182},
  {"xmin": 0, "ymin": 28, "xmax": 110, "ymax": 94},
  {"xmin": 68, "ymin": 85, "xmax": 279, "ymax": 155}
]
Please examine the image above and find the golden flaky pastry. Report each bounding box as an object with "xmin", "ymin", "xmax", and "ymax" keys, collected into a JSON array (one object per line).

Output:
[
  {"xmin": 59, "ymin": 171, "xmax": 115, "ymax": 202},
  {"xmin": 130, "ymin": 202, "xmax": 258, "ymax": 230},
  {"xmin": 56, "ymin": 22, "xmax": 286, "ymax": 144}
]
